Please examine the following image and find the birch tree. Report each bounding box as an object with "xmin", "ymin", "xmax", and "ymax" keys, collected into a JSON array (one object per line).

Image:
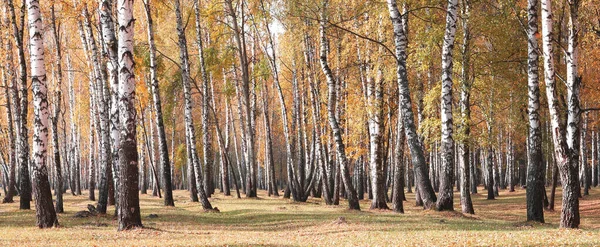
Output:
[
  {"xmin": 116, "ymin": 0, "xmax": 142, "ymax": 230},
  {"xmin": 6, "ymin": 0, "xmax": 32, "ymax": 210},
  {"xmin": 437, "ymin": 0, "xmax": 459, "ymax": 211},
  {"xmin": 143, "ymin": 0, "xmax": 175, "ymax": 207},
  {"xmin": 541, "ymin": 0, "xmax": 580, "ymax": 228},
  {"xmin": 82, "ymin": 5, "xmax": 112, "ymax": 214},
  {"xmin": 387, "ymin": 0, "xmax": 437, "ymax": 209},
  {"xmin": 98, "ymin": 0, "xmax": 122, "ymax": 211},
  {"xmin": 320, "ymin": 0, "xmax": 360, "ymax": 210},
  {"xmin": 458, "ymin": 0, "xmax": 474, "ymax": 214},
  {"xmin": 49, "ymin": 2, "xmax": 63, "ymax": 213},
  {"xmin": 174, "ymin": 0, "xmax": 213, "ymax": 210},
  {"xmin": 525, "ymin": 0, "xmax": 544, "ymax": 223},
  {"xmin": 27, "ymin": 0, "xmax": 58, "ymax": 228},
  {"xmin": 192, "ymin": 0, "xmax": 215, "ymax": 197},
  {"xmin": 1, "ymin": 2, "xmax": 18, "ymax": 204}
]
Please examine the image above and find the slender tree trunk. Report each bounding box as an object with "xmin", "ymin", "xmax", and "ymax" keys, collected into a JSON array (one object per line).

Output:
[
  {"xmin": 49, "ymin": 3, "xmax": 64, "ymax": 213},
  {"xmin": 525, "ymin": 0, "xmax": 545, "ymax": 223},
  {"xmin": 174, "ymin": 0, "xmax": 212, "ymax": 210},
  {"xmin": 392, "ymin": 114, "xmax": 405, "ymax": 213},
  {"xmin": 261, "ymin": 84, "xmax": 273, "ymax": 197},
  {"xmin": 319, "ymin": 1, "xmax": 360, "ymax": 210},
  {"xmin": 97, "ymin": 0, "xmax": 120, "ymax": 212},
  {"xmin": 548, "ymin": 158, "xmax": 558, "ymax": 206},
  {"xmin": 582, "ymin": 115, "xmax": 590, "ymax": 195},
  {"xmin": 457, "ymin": 0, "xmax": 475, "ymax": 214},
  {"xmin": 7, "ymin": 0, "xmax": 31, "ymax": 210},
  {"xmin": 225, "ymin": 0, "xmax": 257, "ymax": 198},
  {"xmin": 143, "ymin": 0, "xmax": 174, "ymax": 206},
  {"xmin": 81, "ymin": 5, "xmax": 112, "ymax": 214},
  {"xmin": 28, "ymin": 0, "xmax": 58, "ymax": 228},
  {"xmin": 208, "ymin": 74, "xmax": 230, "ymax": 196},
  {"xmin": 192, "ymin": 0, "xmax": 215, "ymax": 198},
  {"xmin": 387, "ymin": 0, "xmax": 437, "ymax": 209},
  {"xmin": 186, "ymin": 135, "xmax": 198, "ymax": 201},
  {"xmin": 365, "ymin": 47, "xmax": 388, "ymax": 209},
  {"xmin": 140, "ymin": 134, "xmax": 147, "ymax": 194},
  {"xmin": 487, "ymin": 147, "xmax": 495, "ymax": 200},
  {"xmin": 1, "ymin": 3, "xmax": 18, "ymax": 203}
]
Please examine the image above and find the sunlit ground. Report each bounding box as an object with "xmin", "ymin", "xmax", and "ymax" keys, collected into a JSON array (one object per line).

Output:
[{"xmin": 1, "ymin": 186, "xmax": 599, "ymax": 246}]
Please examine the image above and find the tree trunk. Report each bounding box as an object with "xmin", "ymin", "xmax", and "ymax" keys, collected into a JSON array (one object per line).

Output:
[
  {"xmin": 174, "ymin": 0, "xmax": 212, "ymax": 210},
  {"xmin": 98, "ymin": 0, "xmax": 121, "ymax": 211},
  {"xmin": 592, "ymin": 131, "xmax": 597, "ymax": 187},
  {"xmin": 209, "ymin": 73, "xmax": 231, "ymax": 196},
  {"xmin": 261, "ymin": 84, "xmax": 273, "ymax": 197},
  {"xmin": 116, "ymin": 0, "xmax": 142, "ymax": 230},
  {"xmin": 436, "ymin": 0, "xmax": 459, "ymax": 212},
  {"xmin": 541, "ymin": 0, "xmax": 580, "ymax": 228},
  {"xmin": 457, "ymin": 0, "xmax": 474, "ymax": 215},
  {"xmin": 392, "ymin": 114, "xmax": 405, "ymax": 213},
  {"xmin": 582, "ymin": 115, "xmax": 589, "ymax": 195},
  {"xmin": 28, "ymin": 0, "xmax": 58, "ymax": 227},
  {"xmin": 81, "ymin": 5, "xmax": 112, "ymax": 214},
  {"xmin": 7, "ymin": 0, "xmax": 32, "ymax": 210},
  {"xmin": 1, "ymin": 2, "xmax": 18, "ymax": 203},
  {"xmin": 143, "ymin": 0, "xmax": 174, "ymax": 206},
  {"xmin": 225, "ymin": 0, "xmax": 257, "ymax": 198},
  {"xmin": 486, "ymin": 148, "xmax": 495, "ymax": 200},
  {"xmin": 525, "ymin": 0, "xmax": 545, "ymax": 223},
  {"xmin": 49, "ymin": 3, "xmax": 64, "ymax": 213},
  {"xmin": 387, "ymin": 0, "xmax": 437, "ymax": 209},
  {"xmin": 192, "ymin": 0, "xmax": 215, "ymax": 198},
  {"xmin": 319, "ymin": 1, "xmax": 360, "ymax": 210}
]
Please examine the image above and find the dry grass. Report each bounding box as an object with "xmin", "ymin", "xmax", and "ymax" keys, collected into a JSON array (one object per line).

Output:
[{"xmin": 1, "ymin": 187, "xmax": 600, "ymax": 246}]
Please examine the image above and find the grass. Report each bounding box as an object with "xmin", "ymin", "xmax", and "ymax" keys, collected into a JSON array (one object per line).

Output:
[{"xmin": 1, "ymin": 187, "xmax": 600, "ymax": 246}]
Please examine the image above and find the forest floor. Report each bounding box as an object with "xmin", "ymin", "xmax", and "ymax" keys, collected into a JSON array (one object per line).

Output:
[{"xmin": 1, "ymin": 187, "xmax": 600, "ymax": 246}]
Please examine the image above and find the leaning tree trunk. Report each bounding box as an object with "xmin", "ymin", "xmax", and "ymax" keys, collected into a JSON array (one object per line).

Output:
[
  {"xmin": 319, "ymin": 1, "xmax": 360, "ymax": 210},
  {"xmin": 525, "ymin": 0, "xmax": 545, "ymax": 223},
  {"xmin": 82, "ymin": 5, "xmax": 111, "ymax": 214},
  {"xmin": 387, "ymin": 0, "xmax": 437, "ymax": 209},
  {"xmin": 541, "ymin": 0, "xmax": 580, "ymax": 228},
  {"xmin": 28, "ymin": 0, "xmax": 58, "ymax": 228},
  {"xmin": 458, "ymin": 0, "xmax": 475, "ymax": 214},
  {"xmin": 192, "ymin": 0, "xmax": 214, "ymax": 198},
  {"xmin": 174, "ymin": 0, "xmax": 212, "ymax": 210},
  {"xmin": 116, "ymin": 0, "xmax": 142, "ymax": 230},
  {"xmin": 437, "ymin": 0, "xmax": 459, "ymax": 211},
  {"xmin": 209, "ymin": 74, "xmax": 231, "ymax": 196},
  {"xmin": 143, "ymin": 0, "xmax": 174, "ymax": 206}
]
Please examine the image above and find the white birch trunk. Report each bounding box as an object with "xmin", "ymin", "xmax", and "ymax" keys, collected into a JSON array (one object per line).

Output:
[
  {"xmin": 28, "ymin": 0, "xmax": 58, "ymax": 228},
  {"xmin": 541, "ymin": 0, "xmax": 580, "ymax": 228},
  {"xmin": 387, "ymin": 0, "xmax": 437, "ymax": 209},
  {"xmin": 174, "ymin": 0, "xmax": 213, "ymax": 210},
  {"xmin": 116, "ymin": 0, "xmax": 142, "ymax": 230},
  {"xmin": 437, "ymin": 0, "xmax": 458, "ymax": 211}
]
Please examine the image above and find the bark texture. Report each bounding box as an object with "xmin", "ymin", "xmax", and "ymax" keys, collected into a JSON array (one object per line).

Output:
[
  {"xmin": 28, "ymin": 0, "xmax": 58, "ymax": 228},
  {"xmin": 116, "ymin": 0, "xmax": 142, "ymax": 230},
  {"xmin": 387, "ymin": 0, "xmax": 437, "ymax": 209}
]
